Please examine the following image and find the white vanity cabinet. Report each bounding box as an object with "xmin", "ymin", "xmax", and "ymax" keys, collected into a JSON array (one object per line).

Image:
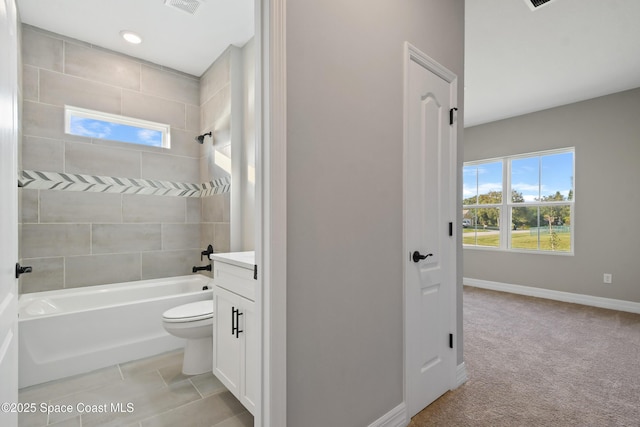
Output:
[{"xmin": 210, "ymin": 252, "xmax": 257, "ymax": 416}]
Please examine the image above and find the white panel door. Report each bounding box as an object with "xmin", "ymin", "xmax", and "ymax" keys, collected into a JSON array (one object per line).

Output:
[
  {"xmin": 0, "ymin": 0, "xmax": 20, "ymax": 425},
  {"xmin": 404, "ymin": 44, "xmax": 457, "ymax": 419}
]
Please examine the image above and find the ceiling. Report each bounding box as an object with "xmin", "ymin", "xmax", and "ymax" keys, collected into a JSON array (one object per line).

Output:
[
  {"xmin": 16, "ymin": 0, "xmax": 254, "ymax": 77},
  {"xmin": 16, "ymin": 0, "xmax": 640, "ymax": 127},
  {"xmin": 465, "ymin": 0, "xmax": 640, "ymax": 126}
]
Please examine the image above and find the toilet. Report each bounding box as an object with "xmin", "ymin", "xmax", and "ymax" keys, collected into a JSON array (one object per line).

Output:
[{"xmin": 162, "ymin": 300, "xmax": 214, "ymax": 375}]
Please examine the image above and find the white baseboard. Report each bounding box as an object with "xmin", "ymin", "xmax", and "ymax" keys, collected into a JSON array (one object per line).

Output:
[
  {"xmin": 367, "ymin": 403, "xmax": 407, "ymax": 427},
  {"xmin": 455, "ymin": 362, "xmax": 468, "ymax": 388},
  {"xmin": 464, "ymin": 278, "xmax": 640, "ymax": 314}
]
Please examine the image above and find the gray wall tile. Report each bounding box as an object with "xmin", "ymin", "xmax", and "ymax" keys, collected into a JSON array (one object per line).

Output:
[
  {"xmin": 19, "ymin": 257, "xmax": 64, "ymax": 294},
  {"xmin": 122, "ymin": 90, "xmax": 186, "ymax": 129},
  {"xmin": 66, "ymin": 254, "xmax": 141, "ymax": 288},
  {"xmin": 200, "ymin": 224, "xmax": 215, "ymax": 253},
  {"xmin": 222, "ymin": 192, "xmax": 231, "ymax": 222},
  {"xmin": 201, "ymin": 143, "xmax": 232, "ymax": 181},
  {"xmin": 141, "ymin": 65, "xmax": 199, "ymax": 106},
  {"xmin": 65, "ymin": 43, "xmax": 141, "ymax": 91},
  {"xmin": 122, "ymin": 195, "xmax": 186, "ymax": 223},
  {"xmin": 186, "ymin": 104, "xmax": 200, "ymax": 133},
  {"xmin": 39, "ymin": 70, "xmax": 122, "ymax": 114},
  {"xmin": 200, "ymin": 51, "xmax": 229, "ymax": 105},
  {"xmin": 213, "ymin": 223, "xmax": 230, "ymax": 253},
  {"xmin": 22, "ymin": 136, "xmax": 64, "ymax": 172},
  {"xmin": 186, "ymin": 198, "xmax": 201, "ymax": 223},
  {"xmin": 65, "ymin": 141, "xmax": 141, "ymax": 177},
  {"xmin": 92, "ymin": 224, "xmax": 162, "ymax": 254},
  {"xmin": 22, "ymin": 224, "xmax": 90, "ymax": 258},
  {"xmin": 141, "ymin": 250, "xmax": 201, "ymax": 280},
  {"xmin": 40, "ymin": 191, "xmax": 122, "ymax": 223},
  {"xmin": 141, "ymin": 152, "xmax": 199, "ymax": 183},
  {"xmin": 23, "ymin": 65, "xmax": 38, "ymax": 101},
  {"xmin": 21, "ymin": 28, "xmax": 63, "ymax": 71},
  {"xmin": 20, "ymin": 189, "xmax": 39, "ymax": 224},
  {"xmin": 92, "ymin": 137, "xmax": 166, "ymax": 155},
  {"xmin": 201, "ymin": 222, "xmax": 230, "ymax": 254},
  {"xmin": 200, "ymin": 85, "xmax": 230, "ymax": 132},
  {"xmin": 168, "ymin": 128, "xmax": 200, "ymax": 158},
  {"xmin": 23, "ymin": 101, "xmax": 65, "ymax": 139},
  {"xmin": 201, "ymin": 194, "xmax": 226, "ymax": 222},
  {"xmin": 162, "ymin": 224, "xmax": 201, "ymax": 250}
]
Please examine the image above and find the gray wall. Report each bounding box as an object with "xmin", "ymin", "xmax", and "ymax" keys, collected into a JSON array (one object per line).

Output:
[
  {"xmin": 464, "ymin": 87, "xmax": 640, "ymax": 303},
  {"xmin": 285, "ymin": 1, "xmax": 464, "ymax": 426},
  {"xmin": 19, "ymin": 25, "xmax": 239, "ymax": 293}
]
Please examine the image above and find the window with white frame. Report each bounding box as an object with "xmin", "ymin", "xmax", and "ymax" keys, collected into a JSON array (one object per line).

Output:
[
  {"xmin": 64, "ymin": 105, "xmax": 171, "ymax": 148},
  {"xmin": 463, "ymin": 148, "xmax": 574, "ymax": 253}
]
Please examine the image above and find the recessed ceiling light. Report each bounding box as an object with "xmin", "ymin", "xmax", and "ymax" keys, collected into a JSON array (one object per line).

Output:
[{"xmin": 120, "ymin": 30, "xmax": 142, "ymax": 44}]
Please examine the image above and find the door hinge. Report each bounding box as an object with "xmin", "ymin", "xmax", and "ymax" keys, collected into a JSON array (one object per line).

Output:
[
  {"xmin": 449, "ymin": 108, "xmax": 458, "ymax": 125},
  {"xmin": 254, "ymin": 264, "xmax": 258, "ymax": 280},
  {"xmin": 449, "ymin": 333, "xmax": 454, "ymax": 349},
  {"xmin": 449, "ymin": 222, "xmax": 453, "ymax": 237}
]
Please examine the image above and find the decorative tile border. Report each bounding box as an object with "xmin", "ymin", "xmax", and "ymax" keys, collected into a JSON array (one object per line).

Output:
[{"xmin": 19, "ymin": 170, "xmax": 230, "ymax": 197}]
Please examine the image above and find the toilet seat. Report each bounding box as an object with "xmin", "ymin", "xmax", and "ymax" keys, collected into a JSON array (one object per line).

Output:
[{"xmin": 162, "ymin": 300, "xmax": 213, "ymax": 323}]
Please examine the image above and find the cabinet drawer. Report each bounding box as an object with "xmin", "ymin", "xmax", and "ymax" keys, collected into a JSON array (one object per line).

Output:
[{"xmin": 213, "ymin": 261, "xmax": 255, "ymax": 301}]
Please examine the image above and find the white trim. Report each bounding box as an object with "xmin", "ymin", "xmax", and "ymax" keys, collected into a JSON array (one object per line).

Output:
[
  {"xmin": 464, "ymin": 278, "xmax": 640, "ymax": 314},
  {"xmin": 367, "ymin": 403, "xmax": 407, "ymax": 427},
  {"xmin": 455, "ymin": 362, "xmax": 468, "ymax": 388},
  {"xmin": 259, "ymin": 0, "xmax": 287, "ymax": 426}
]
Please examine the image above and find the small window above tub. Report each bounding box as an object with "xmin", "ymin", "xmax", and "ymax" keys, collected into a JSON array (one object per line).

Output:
[{"xmin": 64, "ymin": 105, "xmax": 171, "ymax": 149}]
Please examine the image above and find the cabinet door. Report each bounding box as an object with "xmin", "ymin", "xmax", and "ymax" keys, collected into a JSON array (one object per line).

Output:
[
  {"xmin": 213, "ymin": 287, "xmax": 240, "ymax": 394},
  {"xmin": 240, "ymin": 297, "xmax": 257, "ymax": 415}
]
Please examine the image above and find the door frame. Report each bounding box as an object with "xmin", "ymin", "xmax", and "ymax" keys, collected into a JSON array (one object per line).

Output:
[
  {"xmin": 0, "ymin": 0, "xmax": 20, "ymax": 425},
  {"xmin": 402, "ymin": 42, "xmax": 459, "ymax": 417},
  {"xmin": 257, "ymin": 0, "xmax": 287, "ymax": 426}
]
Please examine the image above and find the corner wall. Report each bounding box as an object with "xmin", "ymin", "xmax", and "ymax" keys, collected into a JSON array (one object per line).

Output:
[
  {"xmin": 464, "ymin": 87, "xmax": 640, "ymax": 303},
  {"xmin": 285, "ymin": 1, "xmax": 465, "ymax": 425}
]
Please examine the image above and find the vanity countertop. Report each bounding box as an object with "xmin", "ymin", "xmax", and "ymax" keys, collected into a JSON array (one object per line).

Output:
[{"xmin": 210, "ymin": 251, "xmax": 255, "ymax": 270}]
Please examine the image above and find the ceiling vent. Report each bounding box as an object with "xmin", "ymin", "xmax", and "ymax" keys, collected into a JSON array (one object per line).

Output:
[
  {"xmin": 524, "ymin": 0, "xmax": 558, "ymax": 11},
  {"xmin": 164, "ymin": 0, "xmax": 204, "ymax": 15}
]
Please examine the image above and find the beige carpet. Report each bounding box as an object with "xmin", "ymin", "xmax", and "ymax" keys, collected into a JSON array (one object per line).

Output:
[{"xmin": 409, "ymin": 286, "xmax": 640, "ymax": 426}]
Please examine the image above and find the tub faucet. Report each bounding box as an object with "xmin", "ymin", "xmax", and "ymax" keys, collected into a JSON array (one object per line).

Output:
[{"xmin": 192, "ymin": 265, "xmax": 212, "ymax": 273}]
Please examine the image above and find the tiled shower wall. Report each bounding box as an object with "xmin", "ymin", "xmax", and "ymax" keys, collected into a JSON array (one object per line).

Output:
[
  {"xmin": 19, "ymin": 25, "xmax": 231, "ymax": 294},
  {"xmin": 199, "ymin": 48, "xmax": 231, "ymax": 254}
]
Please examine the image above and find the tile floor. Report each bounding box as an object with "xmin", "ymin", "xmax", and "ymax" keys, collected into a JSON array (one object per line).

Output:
[{"xmin": 18, "ymin": 350, "xmax": 253, "ymax": 427}]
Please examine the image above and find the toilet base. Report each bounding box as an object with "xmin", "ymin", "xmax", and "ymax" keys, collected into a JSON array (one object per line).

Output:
[{"xmin": 182, "ymin": 336, "xmax": 213, "ymax": 375}]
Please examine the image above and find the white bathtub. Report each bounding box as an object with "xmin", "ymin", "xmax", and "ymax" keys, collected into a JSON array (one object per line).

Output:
[{"xmin": 18, "ymin": 275, "xmax": 213, "ymax": 388}]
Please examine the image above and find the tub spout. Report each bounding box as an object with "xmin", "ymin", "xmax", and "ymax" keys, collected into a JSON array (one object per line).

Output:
[{"xmin": 192, "ymin": 265, "xmax": 212, "ymax": 273}]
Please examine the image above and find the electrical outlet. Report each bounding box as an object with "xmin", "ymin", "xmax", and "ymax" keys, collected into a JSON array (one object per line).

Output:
[{"xmin": 603, "ymin": 273, "xmax": 612, "ymax": 284}]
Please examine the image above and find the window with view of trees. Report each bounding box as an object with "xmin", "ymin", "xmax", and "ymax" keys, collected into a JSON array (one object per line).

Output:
[{"xmin": 463, "ymin": 149, "xmax": 574, "ymax": 253}]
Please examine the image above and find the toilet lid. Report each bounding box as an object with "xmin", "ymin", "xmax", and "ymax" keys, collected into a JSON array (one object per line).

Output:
[{"xmin": 163, "ymin": 300, "xmax": 213, "ymax": 322}]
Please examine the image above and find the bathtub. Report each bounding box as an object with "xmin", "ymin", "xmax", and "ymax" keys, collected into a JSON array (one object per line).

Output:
[{"xmin": 18, "ymin": 275, "xmax": 213, "ymax": 388}]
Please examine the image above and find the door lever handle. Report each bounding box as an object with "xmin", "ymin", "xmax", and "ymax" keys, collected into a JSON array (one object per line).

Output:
[{"xmin": 412, "ymin": 251, "xmax": 432, "ymax": 263}]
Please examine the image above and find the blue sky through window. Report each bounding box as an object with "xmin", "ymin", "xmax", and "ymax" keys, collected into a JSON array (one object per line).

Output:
[
  {"xmin": 69, "ymin": 116, "xmax": 164, "ymax": 147},
  {"xmin": 464, "ymin": 151, "xmax": 574, "ymax": 203}
]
